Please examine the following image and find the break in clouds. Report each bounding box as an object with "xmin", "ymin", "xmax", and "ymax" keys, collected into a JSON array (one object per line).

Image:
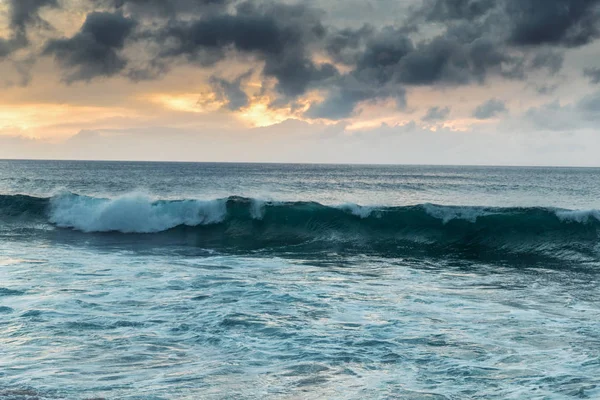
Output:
[{"xmin": 3, "ymin": 0, "xmax": 600, "ymax": 120}]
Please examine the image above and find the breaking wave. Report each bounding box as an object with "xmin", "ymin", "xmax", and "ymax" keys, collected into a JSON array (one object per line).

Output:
[{"xmin": 1, "ymin": 192, "xmax": 599, "ymax": 261}]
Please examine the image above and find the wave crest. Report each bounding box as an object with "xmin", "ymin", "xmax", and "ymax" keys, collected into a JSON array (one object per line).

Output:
[
  {"xmin": 49, "ymin": 193, "xmax": 228, "ymax": 233},
  {"xmin": 1, "ymin": 193, "xmax": 599, "ymax": 262}
]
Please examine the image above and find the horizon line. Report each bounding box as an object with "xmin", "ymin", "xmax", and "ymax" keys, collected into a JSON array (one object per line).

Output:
[{"xmin": 1, "ymin": 157, "xmax": 600, "ymax": 169}]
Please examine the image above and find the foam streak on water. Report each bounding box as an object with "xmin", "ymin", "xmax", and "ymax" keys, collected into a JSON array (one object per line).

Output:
[{"xmin": 1, "ymin": 240, "xmax": 599, "ymax": 399}]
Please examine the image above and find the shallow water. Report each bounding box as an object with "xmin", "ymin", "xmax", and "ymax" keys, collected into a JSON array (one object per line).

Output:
[{"xmin": 1, "ymin": 161, "xmax": 599, "ymax": 399}]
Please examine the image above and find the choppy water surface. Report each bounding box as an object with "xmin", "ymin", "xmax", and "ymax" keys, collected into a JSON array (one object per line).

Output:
[{"xmin": 1, "ymin": 160, "xmax": 600, "ymax": 399}]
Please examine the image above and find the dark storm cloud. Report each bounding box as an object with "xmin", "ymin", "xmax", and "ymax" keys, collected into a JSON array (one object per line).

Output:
[
  {"xmin": 472, "ymin": 98, "xmax": 507, "ymax": 119},
  {"xmin": 0, "ymin": 0, "xmax": 58, "ymax": 57},
  {"xmin": 154, "ymin": 1, "xmax": 337, "ymax": 97},
  {"xmin": 209, "ymin": 70, "xmax": 252, "ymax": 111},
  {"xmin": 584, "ymin": 67, "xmax": 600, "ymax": 83},
  {"xmin": 413, "ymin": 0, "xmax": 600, "ymax": 48},
  {"xmin": 0, "ymin": 39, "xmax": 12, "ymax": 58},
  {"xmin": 422, "ymin": 106, "xmax": 451, "ymax": 122},
  {"xmin": 355, "ymin": 27, "xmax": 414, "ymax": 81},
  {"xmin": 395, "ymin": 0, "xmax": 600, "ymax": 87},
  {"xmin": 44, "ymin": 12, "xmax": 137, "ymax": 82},
  {"xmin": 306, "ymin": 23, "xmax": 516, "ymax": 119},
  {"xmin": 106, "ymin": 0, "xmax": 231, "ymax": 16},
  {"xmin": 10, "ymin": 0, "xmax": 600, "ymax": 120},
  {"xmin": 324, "ymin": 25, "xmax": 374, "ymax": 65},
  {"xmin": 395, "ymin": 35, "xmax": 513, "ymax": 85},
  {"xmin": 506, "ymin": 0, "xmax": 600, "ymax": 47},
  {"xmin": 300, "ymin": 0, "xmax": 600, "ymax": 119},
  {"xmin": 10, "ymin": 0, "xmax": 58, "ymax": 30}
]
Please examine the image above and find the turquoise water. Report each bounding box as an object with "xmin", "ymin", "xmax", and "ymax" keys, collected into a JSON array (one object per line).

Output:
[{"xmin": 1, "ymin": 160, "xmax": 599, "ymax": 399}]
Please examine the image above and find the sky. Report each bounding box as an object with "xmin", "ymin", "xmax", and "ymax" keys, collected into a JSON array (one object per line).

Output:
[{"xmin": 1, "ymin": 0, "xmax": 600, "ymax": 165}]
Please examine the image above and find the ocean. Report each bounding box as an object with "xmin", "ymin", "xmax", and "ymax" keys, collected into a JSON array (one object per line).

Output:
[{"xmin": 1, "ymin": 160, "xmax": 599, "ymax": 399}]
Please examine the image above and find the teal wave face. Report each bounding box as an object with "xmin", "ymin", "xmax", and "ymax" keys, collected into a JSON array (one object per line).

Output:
[
  {"xmin": 1, "ymin": 193, "xmax": 599, "ymax": 263},
  {"xmin": 0, "ymin": 194, "xmax": 49, "ymax": 217}
]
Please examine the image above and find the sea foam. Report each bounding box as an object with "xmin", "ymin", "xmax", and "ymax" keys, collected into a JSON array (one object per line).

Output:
[
  {"xmin": 555, "ymin": 209, "xmax": 600, "ymax": 224},
  {"xmin": 49, "ymin": 193, "xmax": 227, "ymax": 233},
  {"xmin": 422, "ymin": 203, "xmax": 494, "ymax": 223}
]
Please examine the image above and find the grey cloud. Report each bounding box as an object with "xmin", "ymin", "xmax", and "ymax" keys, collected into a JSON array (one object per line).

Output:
[
  {"xmin": 306, "ymin": 88, "xmax": 403, "ymax": 120},
  {"xmin": 155, "ymin": 1, "xmax": 336, "ymax": 97},
  {"xmin": 264, "ymin": 57, "xmax": 338, "ymax": 98},
  {"xmin": 576, "ymin": 90, "xmax": 600, "ymax": 112},
  {"xmin": 10, "ymin": 0, "xmax": 58, "ymax": 30},
  {"xmin": 108, "ymin": 0, "xmax": 231, "ymax": 16},
  {"xmin": 584, "ymin": 67, "xmax": 600, "ymax": 83},
  {"xmin": 325, "ymin": 25, "xmax": 374, "ymax": 65},
  {"xmin": 355, "ymin": 27, "xmax": 414, "ymax": 82},
  {"xmin": 8, "ymin": 0, "xmax": 600, "ymax": 122},
  {"xmin": 305, "ymin": 73, "xmax": 406, "ymax": 119},
  {"xmin": 414, "ymin": 0, "xmax": 600, "ymax": 48},
  {"xmin": 44, "ymin": 12, "xmax": 137, "ymax": 82},
  {"xmin": 506, "ymin": 0, "xmax": 600, "ymax": 47},
  {"xmin": 422, "ymin": 106, "xmax": 451, "ymax": 122},
  {"xmin": 472, "ymin": 98, "xmax": 507, "ymax": 119},
  {"xmin": 308, "ymin": 23, "xmax": 518, "ymax": 119},
  {"xmin": 209, "ymin": 70, "xmax": 252, "ymax": 111},
  {"xmin": 125, "ymin": 60, "xmax": 169, "ymax": 82},
  {"xmin": 304, "ymin": 92, "xmax": 361, "ymax": 119},
  {"xmin": 533, "ymin": 83, "xmax": 559, "ymax": 95},
  {"xmin": 530, "ymin": 50, "xmax": 564, "ymax": 75},
  {"xmin": 524, "ymin": 101, "xmax": 578, "ymax": 131},
  {"xmin": 396, "ymin": 36, "xmax": 504, "ymax": 85},
  {"xmin": 0, "ymin": 0, "xmax": 58, "ymax": 57},
  {"xmin": 523, "ymin": 93, "xmax": 600, "ymax": 131},
  {"xmin": 346, "ymin": 20, "xmax": 522, "ymax": 89},
  {"xmin": 415, "ymin": 0, "xmax": 496, "ymax": 22},
  {"xmin": 0, "ymin": 39, "xmax": 13, "ymax": 58}
]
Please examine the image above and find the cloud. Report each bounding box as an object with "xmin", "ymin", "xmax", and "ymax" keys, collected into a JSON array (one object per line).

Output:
[
  {"xmin": 305, "ymin": 74, "xmax": 406, "ymax": 119},
  {"xmin": 506, "ymin": 0, "xmax": 600, "ymax": 47},
  {"xmin": 209, "ymin": 70, "xmax": 252, "ymax": 111},
  {"xmin": 522, "ymin": 91, "xmax": 600, "ymax": 131},
  {"xmin": 109, "ymin": 0, "xmax": 231, "ymax": 16},
  {"xmin": 584, "ymin": 67, "xmax": 600, "ymax": 83},
  {"xmin": 9, "ymin": 0, "xmax": 58, "ymax": 43},
  {"xmin": 530, "ymin": 49, "xmax": 564, "ymax": 75},
  {"xmin": 56, "ymin": 0, "xmax": 576, "ymax": 119},
  {"xmin": 308, "ymin": 0, "xmax": 595, "ymax": 120},
  {"xmin": 306, "ymin": 25, "xmax": 515, "ymax": 119},
  {"xmin": 5, "ymin": 0, "xmax": 600, "ymax": 125},
  {"xmin": 397, "ymin": 36, "xmax": 509, "ymax": 85},
  {"xmin": 0, "ymin": 39, "xmax": 13, "ymax": 58},
  {"xmin": 0, "ymin": 0, "xmax": 58, "ymax": 57},
  {"xmin": 576, "ymin": 89, "xmax": 600, "ymax": 112},
  {"xmin": 414, "ymin": 0, "xmax": 600, "ymax": 48},
  {"xmin": 10, "ymin": 0, "xmax": 58, "ymax": 29},
  {"xmin": 523, "ymin": 100, "xmax": 579, "ymax": 131},
  {"xmin": 152, "ymin": 1, "xmax": 337, "ymax": 98},
  {"xmin": 472, "ymin": 98, "xmax": 507, "ymax": 119},
  {"xmin": 346, "ymin": 24, "xmax": 517, "ymax": 87},
  {"xmin": 324, "ymin": 25, "xmax": 374, "ymax": 65},
  {"xmin": 7, "ymin": 119, "xmax": 600, "ymax": 166},
  {"xmin": 422, "ymin": 106, "xmax": 451, "ymax": 122},
  {"xmin": 415, "ymin": 0, "xmax": 496, "ymax": 22},
  {"xmin": 44, "ymin": 12, "xmax": 137, "ymax": 82},
  {"xmin": 533, "ymin": 83, "xmax": 559, "ymax": 95}
]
